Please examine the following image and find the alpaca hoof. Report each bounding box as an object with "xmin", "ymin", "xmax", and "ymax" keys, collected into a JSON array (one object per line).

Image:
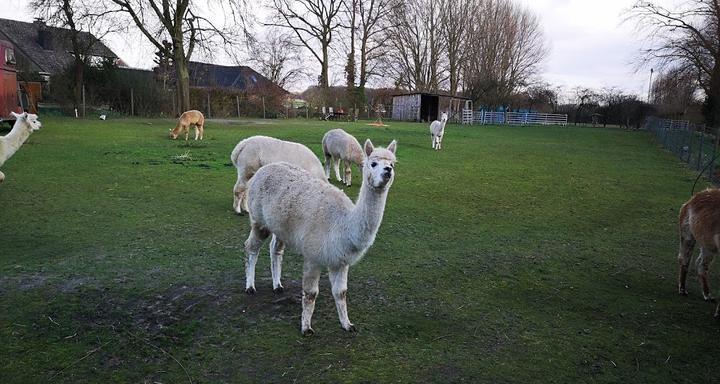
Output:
[
  {"xmin": 705, "ymin": 296, "xmax": 716, "ymax": 303},
  {"xmin": 679, "ymin": 289, "xmax": 688, "ymax": 296},
  {"xmin": 273, "ymin": 286, "xmax": 284, "ymax": 294},
  {"xmin": 302, "ymin": 327, "xmax": 315, "ymax": 337},
  {"xmin": 343, "ymin": 324, "xmax": 358, "ymax": 333},
  {"xmin": 245, "ymin": 287, "xmax": 256, "ymax": 295}
]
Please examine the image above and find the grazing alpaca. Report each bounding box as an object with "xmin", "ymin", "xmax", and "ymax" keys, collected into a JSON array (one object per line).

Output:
[
  {"xmin": 170, "ymin": 110, "xmax": 205, "ymax": 141},
  {"xmin": 231, "ymin": 135, "xmax": 326, "ymax": 214},
  {"xmin": 678, "ymin": 188, "xmax": 720, "ymax": 318},
  {"xmin": 430, "ymin": 112, "xmax": 448, "ymax": 150},
  {"xmin": 322, "ymin": 128, "xmax": 364, "ymax": 186},
  {"xmin": 244, "ymin": 139, "xmax": 397, "ymax": 335},
  {"xmin": 0, "ymin": 112, "xmax": 42, "ymax": 183}
]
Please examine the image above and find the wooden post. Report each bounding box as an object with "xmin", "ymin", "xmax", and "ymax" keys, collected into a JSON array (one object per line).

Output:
[
  {"xmin": 207, "ymin": 92, "xmax": 211, "ymax": 118},
  {"xmin": 236, "ymin": 95, "xmax": 240, "ymax": 118},
  {"xmin": 82, "ymin": 84, "xmax": 86, "ymax": 117},
  {"xmin": 130, "ymin": 88, "xmax": 134, "ymax": 116},
  {"xmin": 262, "ymin": 97, "xmax": 266, "ymax": 119}
]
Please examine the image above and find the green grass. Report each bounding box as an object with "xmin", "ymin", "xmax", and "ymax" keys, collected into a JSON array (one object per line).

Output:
[{"xmin": 1, "ymin": 117, "xmax": 718, "ymax": 383}]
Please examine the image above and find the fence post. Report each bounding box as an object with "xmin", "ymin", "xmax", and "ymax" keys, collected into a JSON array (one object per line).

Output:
[
  {"xmin": 82, "ymin": 84, "xmax": 86, "ymax": 118},
  {"xmin": 130, "ymin": 88, "xmax": 134, "ymax": 116},
  {"xmin": 698, "ymin": 130, "xmax": 705, "ymax": 170},
  {"xmin": 262, "ymin": 97, "xmax": 266, "ymax": 119},
  {"xmin": 207, "ymin": 92, "xmax": 211, "ymax": 118},
  {"xmin": 236, "ymin": 95, "xmax": 240, "ymax": 118}
]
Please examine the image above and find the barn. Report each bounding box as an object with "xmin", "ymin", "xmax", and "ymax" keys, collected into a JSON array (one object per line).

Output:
[{"xmin": 391, "ymin": 92, "xmax": 472, "ymax": 122}]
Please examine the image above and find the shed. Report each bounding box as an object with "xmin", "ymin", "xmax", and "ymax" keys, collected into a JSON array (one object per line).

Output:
[{"xmin": 392, "ymin": 92, "xmax": 472, "ymax": 122}]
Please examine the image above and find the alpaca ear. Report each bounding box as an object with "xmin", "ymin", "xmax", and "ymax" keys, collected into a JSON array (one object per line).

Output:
[
  {"xmin": 387, "ymin": 140, "xmax": 397, "ymax": 154},
  {"xmin": 364, "ymin": 139, "xmax": 374, "ymax": 157}
]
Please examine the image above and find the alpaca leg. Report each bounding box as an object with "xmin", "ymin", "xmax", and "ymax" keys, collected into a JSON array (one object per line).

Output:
[
  {"xmin": 183, "ymin": 125, "xmax": 189, "ymax": 141},
  {"xmin": 678, "ymin": 229, "xmax": 695, "ymax": 295},
  {"xmin": 324, "ymin": 152, "xmax": 332, "ymax": 179},
  {"xmin": 697, "ymin": 247, "xmax": 716, "ymax": 301},
  {"xmin": 431, "ymin": 134, "xmax": 435, "ymax": 149},
  {"xmin": 301, "ymin": 261, "xmax": 321, "ymax": 336},
  {"xmin": 198, "ymin": 124, "xmax": 204, "ymax": 140},
  {"xmin": 269, "ymin": 235, "xmax": 285, "ymax": 293},
  {"xmin": 333, "ymin": 157, "xmax": 342, "ymax": 182},
  {"xmin": 244, "ymin": 224, "xmax": 269, "ymax": 294},
  {"xmin": 194, "ymin": 126, "xmax": 199, "ymax": 140},
  {"xmin": 0, "ymin": 170, "xmax": 4, "ymax": 184},
  {"xmin": 343, "ymin": 160, "xmax": 352, "ymax": 187},
  {"xmin": 233, "ymin": 167, "xmax": 247, "ymax": 214},
  {"xmin": 329, "ymin": 265, "xmax": 355, "ymax": 332}
]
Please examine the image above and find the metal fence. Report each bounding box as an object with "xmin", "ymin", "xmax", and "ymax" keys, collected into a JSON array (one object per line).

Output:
[
  {"xmin": 471, "ymin": 111, "xmax": 568, "ymax": 125},
  {"xmin": 645, "ymin": 116, "xmax": 720, "ymax": 184}
]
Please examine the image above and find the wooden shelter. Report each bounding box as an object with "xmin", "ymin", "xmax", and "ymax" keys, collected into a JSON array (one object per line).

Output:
[{"xmin": 391, "ymin": 92, "xmax": 472, "ymax": 122}]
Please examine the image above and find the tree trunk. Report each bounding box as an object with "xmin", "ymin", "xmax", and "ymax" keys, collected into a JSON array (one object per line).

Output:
[
  {"xmin": 708, "ymin": 63, "xmax": 720, "ymax": 129},
  {"xmin": 321, "ymin": 42, "xmax": 329, "ymax": 107},
  {"xmin": 174, "ymin": 49, "xmax": 191, "ymax": 114},
  {"xmin": 73, "ymin": 59, "xmax": 84, "ymax": 112}
]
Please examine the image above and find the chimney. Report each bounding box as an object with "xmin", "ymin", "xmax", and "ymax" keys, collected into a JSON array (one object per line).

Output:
[{"xmin": 34, "ymin": 18, "xmax": 52, "ymax": 50}]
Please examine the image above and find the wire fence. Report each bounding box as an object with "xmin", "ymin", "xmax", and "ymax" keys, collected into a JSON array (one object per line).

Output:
[{"xmin": 645, "ymin": 116, "xmax": 720, "ymax": 185}]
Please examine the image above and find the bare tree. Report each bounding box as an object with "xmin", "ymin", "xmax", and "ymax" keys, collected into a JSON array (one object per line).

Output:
[
  {"xmin": 651, "ymin": 67, "xmax": 701, "ymax": 119},
  {"xmin": 440, "ymin": 0, "xmax": 470, "ymax": 95},
  {"xmin": 384, "ymin": 0, "xmax": 445, "ymax": 92},
  {"xmin": 32, "ymin": 0, "xmax": 120, "ymax": 113},
  {"xmin": 519, "ymin": 82, "xmax": 558, "ymax": 112},
  {"xmin": 356, "ymin": 0, "xmax": 396, "ymax": 98},
  {"xmin": 463, "ymin": 0, "xmax": 547, "ymax": 108},
  {"xmin": 572, "ymin": 87, "xmax": 598, "ymax": 125},
  {"xmin": 628, "ymin": 0, "xmax": 720, "ymax": 126},
  {"xmin": 266, "ymin": 0, "xmax": 344, "ymax": 106},
  {"xmin": 247, "ymin": 29, "xmax": 308, "ymax": 90},
  {"xmin": 103, "ymin": 0, "xmax": 247, "ymax": 113}
]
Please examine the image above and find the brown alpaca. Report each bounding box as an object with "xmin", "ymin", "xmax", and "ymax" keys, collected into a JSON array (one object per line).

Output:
[
  {"xmin": 170, "ymin": 110, "xmax": 204, "ymax": 141},
  {"xmin": 678, "ymin": 188, "xmax": 720, "ymax": 318}
]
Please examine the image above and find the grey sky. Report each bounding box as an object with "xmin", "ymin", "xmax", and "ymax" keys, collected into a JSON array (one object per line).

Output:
[{"xmin": 0, "ymin": 0, "xmax": 659, "ymax": 98}]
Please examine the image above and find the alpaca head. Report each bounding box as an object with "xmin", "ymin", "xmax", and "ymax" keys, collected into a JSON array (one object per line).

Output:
[
  {"xmin": 169, "ymin": 128, "xmax": 179, "ymax": 140},
  {"xmin": 363, "ymin": 139, "xmax": 397, "ymax": 189},
  {"xmin": 11, "ymin": 112, "xmax": 41, "ymax": 131},
  {"xmin": 440, "ymin": 112, "xmax": 448, "ymax": 122}
]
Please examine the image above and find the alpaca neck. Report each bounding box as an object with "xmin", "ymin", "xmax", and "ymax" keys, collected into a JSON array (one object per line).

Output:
[
  {"xmin": 0, "ymin": 122, "xmax": 31, "ymax": 163},
  {"xmin": 346, "ymin": 179, "xmax": 390, "ymax": 252}
]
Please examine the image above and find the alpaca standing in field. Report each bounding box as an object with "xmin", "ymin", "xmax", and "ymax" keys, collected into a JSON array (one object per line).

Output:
[
  {"xmin": 0, "ymin": 112, "xmax": 42, "ymax": 183},
  {"xmin": 678, "ymin": 188, "xmax": 720, "ymax": 318},
  {"xmin": 430, "ymin": 112, "xmax": 448, "ymax": 150},
  {"xmin": 243, "ymin": 139, "xmax": 397, "ymax": 335},
  {"xmin": 230, "ymin": 135, "xmax": 326, "ymax": 214},
  {"xmin": 170, "ymin": 110, "xmax": 205, "ymax": 141},
  {"xmin": 322, "ymin": 128, "xmax": 364, "ymax": 186}
]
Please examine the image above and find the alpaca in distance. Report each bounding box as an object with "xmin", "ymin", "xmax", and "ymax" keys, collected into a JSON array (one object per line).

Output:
[
  {"xmin": 0, "ymin": 112, "xmax": 42, "ymax": 183},
  {"xmin": 322, "ymin": 128, "xmax": 364, "ymax": 186}
]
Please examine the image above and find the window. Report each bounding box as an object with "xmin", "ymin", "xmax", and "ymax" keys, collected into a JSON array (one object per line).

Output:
[{"xmin": 5, "ymin": 48, "xmax": 16, "ymax": 65}]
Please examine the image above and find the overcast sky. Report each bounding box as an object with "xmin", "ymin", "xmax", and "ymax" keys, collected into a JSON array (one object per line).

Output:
[{"xmin": 0, "ymin": 0, "xmax": 658, "ymax": 97}]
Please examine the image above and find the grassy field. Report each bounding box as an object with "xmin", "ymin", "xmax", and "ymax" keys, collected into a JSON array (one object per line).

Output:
[{"xmin": 0, "ymin": 117, "xmax": 718, "ymax": 383}]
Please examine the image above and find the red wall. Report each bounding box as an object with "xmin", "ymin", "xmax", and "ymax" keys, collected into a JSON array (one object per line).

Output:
[{"xmin": 0, "ymin": 40, "xmax": 21, "ymax": 120}]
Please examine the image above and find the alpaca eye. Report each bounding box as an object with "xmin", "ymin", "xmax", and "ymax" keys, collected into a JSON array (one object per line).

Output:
[{"xmin": 371, "ymin": 162, "xmax": 377, "ymax": 168}]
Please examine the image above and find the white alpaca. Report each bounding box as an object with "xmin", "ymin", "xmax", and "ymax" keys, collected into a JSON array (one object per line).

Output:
[
  {"xmin": 322, "ymin": 128, "xmax": 364, "ymax": 186},
  {"xmin": 430, "ymin": 111, "xmax": 448, "ymax": 150},
  {"xmin": 231, "ymin": 135, "xmax": 326, "ymax": 214},
  {"xmin": 244, "ymin": 139, "xmax": 397, "ymax": 335},
  {"xmin": 0, "ymin": 112, "xmax": 42, "ymax": 184}
]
